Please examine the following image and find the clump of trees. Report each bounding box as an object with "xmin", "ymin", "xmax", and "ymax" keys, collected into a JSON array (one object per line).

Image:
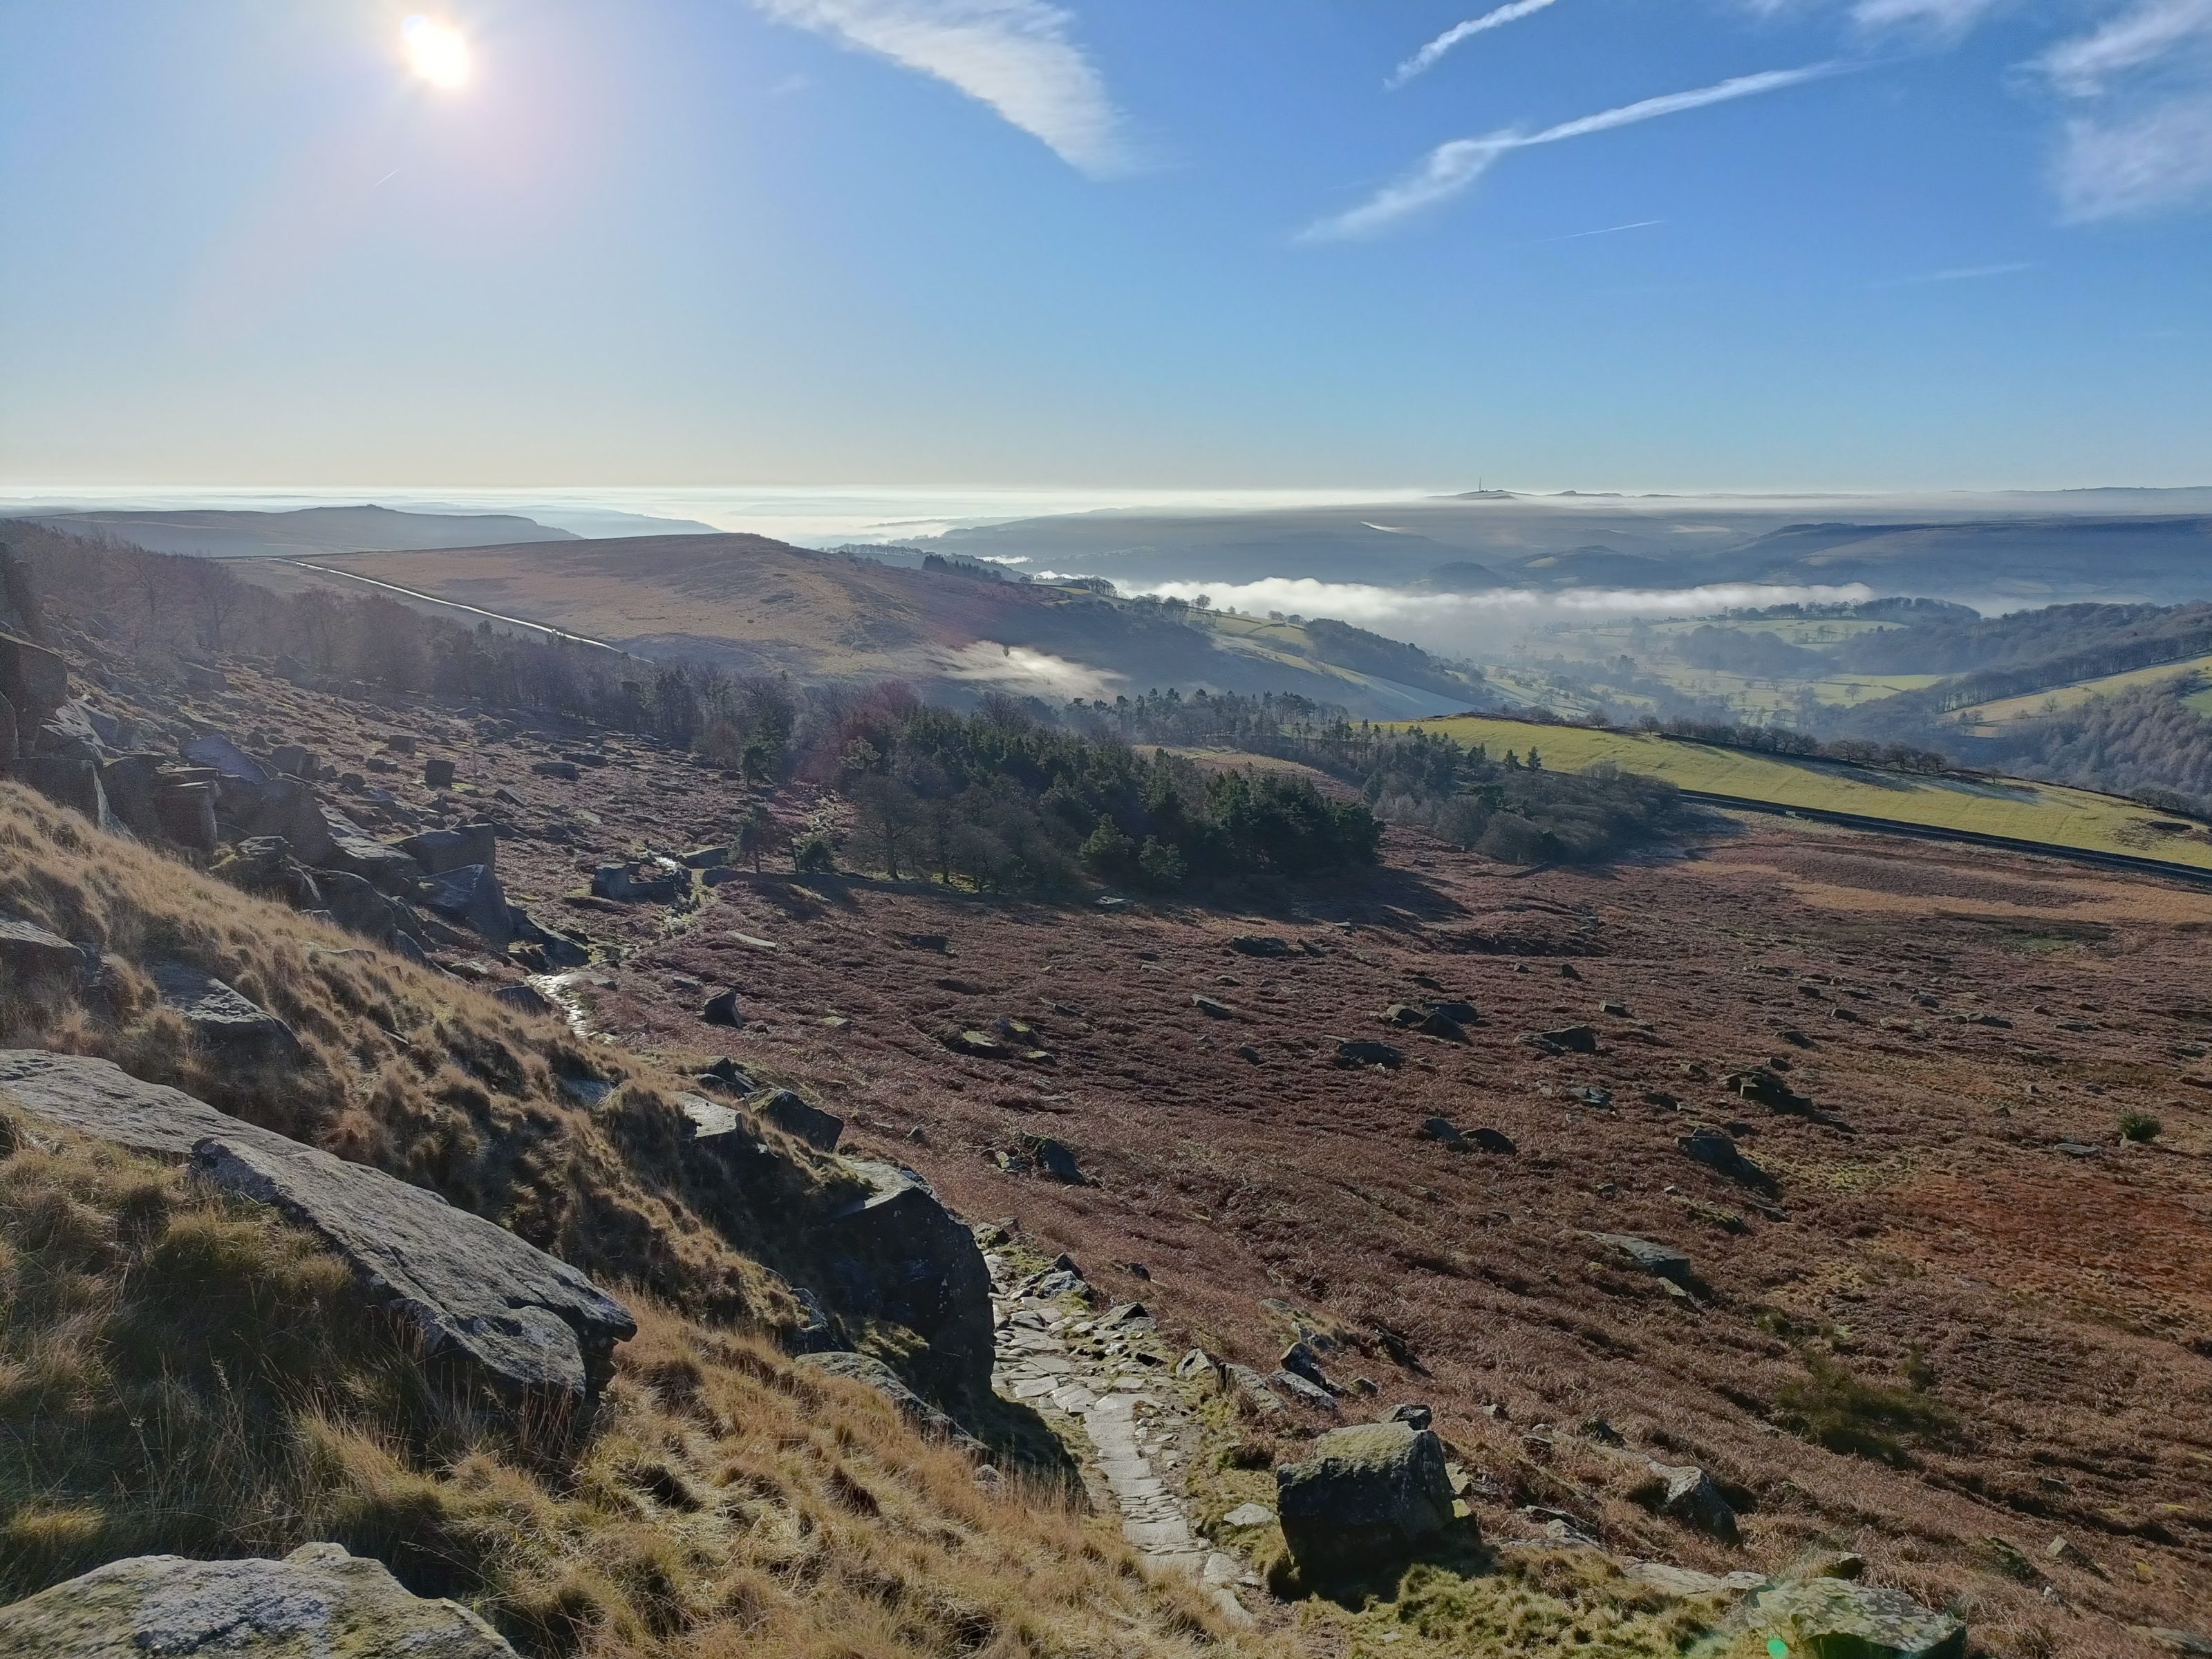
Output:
[
  {"xmin": 1967, "ymin": 678, "xmax": 2212, "ymax": 818},
  {"xmin": 1358, "ymin": 728, "xmax": 1683, "ymax": 864},
  {"xmin": 825, "ymin": 688, "xmax": 1380, "ymax": 892}
]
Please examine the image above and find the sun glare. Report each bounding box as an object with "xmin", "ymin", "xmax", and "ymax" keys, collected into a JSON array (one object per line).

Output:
[{"xmin": 402, "ymin": 15, "xmax": 471, "ymax": 90}]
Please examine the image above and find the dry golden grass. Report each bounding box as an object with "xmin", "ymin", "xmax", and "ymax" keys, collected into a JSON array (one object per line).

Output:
[
  {"xmin": 0, "ymin": 1130, "xmax": 1270, "ymax": 1659},
  {"xmin": 0, "ymin": 778, "xmax": 826, "ymax": 1330}
]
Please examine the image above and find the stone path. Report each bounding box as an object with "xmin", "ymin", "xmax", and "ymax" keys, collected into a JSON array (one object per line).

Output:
[{"xmin": 984, "ymin": 1248, "xmax": 1255, "ymax": 1622}]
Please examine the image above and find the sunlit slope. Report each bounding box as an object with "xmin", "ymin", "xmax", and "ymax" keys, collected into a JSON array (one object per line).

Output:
[
  {"xmin": 1396, "ymin": 715, "xmax": 2212, "ymax": 872},
  {"xmin": 1953, "ymin": 653, "xmax": 2212, "ymax": 730}
]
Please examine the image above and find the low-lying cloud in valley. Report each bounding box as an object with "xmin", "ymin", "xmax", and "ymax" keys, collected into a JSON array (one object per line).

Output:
[{"xmin": 1133, "ymin": 578, "xmax": 1879, "ymax": 659}]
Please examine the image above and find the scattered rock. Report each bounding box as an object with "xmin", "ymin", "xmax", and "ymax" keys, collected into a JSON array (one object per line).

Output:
[
  {"xmin": 1742, "ymin": 1576, "xmax": 1965, "ymax": 1659},
  {"xmin": 1387, "ymin": 1403, "xmax": 1433, "ymax": 1430},
  {"xmin": 1335, "ymin": 1039, "xmax": 1404, "ymax": 1069},
  {"xmin": 1271, "ymin": 1368, "xmax": 1339, "ymax": 1412},
  {"xmin": 399, "ymin": 822, "xmax": 498, "ymax": 876},
  {"xmin": 1192, "ymin": 994, "xmax": 1237, "ymax": 1019},
  {"xmin": 1222, "ymin": 1502, "xmax": 1277, "ymax": 1528},
  {"xmin": 149, "ymin": 961, "xmax": 300, "ymax": 1061},
  {"xmin": 1229, "ymin": 934, "xmax": 1293, "ymax": 957},
  {"xmin": 1637, "ymin": 1461, "xmax": 1739, "ymax": 1541},
  {"xmin": 1224, "ymin": 1363, "xmax": 1287, "ymax": 1416},
  {"xmin": 1275, "ymin": 1421, "xmax": 1461, "ymax": 1579},
  {"xmin": 1584, "ymin": 1232, "xmax": 1694, "ymax": 1288},
  {"xmin": 1016, "ymin": 1133, "xmax": 1082, "ymax": 1183},
  {"xmin": 1419, "ymin": 1115, "xmax": 1471, "ymax": 1150},
  {"xmin": 1471, "ymin": 1127, "xmax": 1518, "ymax": 1154},
  {"xmin": 0, "ymin": 1542, "xmax": 520, "ymax": 1658},
  {"xmin": 2045, "ymin": 1535, "xmax": 2105, "ymax": 1578},
  {"xmin": 0, "ymin": 913, "xmax": 86, "ymax": 982},
  {"xmin": 591, "ymin": 861, "xmax": 684, "ymax": 903},
  {"xmin": 703, "ymin": 988, "xmax": 744, "ymax": 1028},
  {"xmin": 754, "ymin": 1087, "xmax": 843, "ymax": 1151},
  {"xmin": 1539, "ymin": 1024, "xmax": 1599, "ymax": 1053},
  {"xmin": 1280, "ymin": 1338, "xmax": 1332, "ymax": 1388},
  {"xmin": 423, "ymin": 756, "xmax": 457, "ymax": 789},
  {"xmin": 1236, "ymin": 1043, "xmax": 1263, "ymax": 1064},
  {"xmin": 418, "ymin": 863, "xmax": 512, "ymax": 948},
  {"xmin": 1726, "ymin": 1067, "xmax": 1817, "ymax": 1116},
  {"xmin": 532, "ymin": 759, "xmax": 579, "ymax": 781},
  {"xmin": 695, "ymin": 1057, "xmax": 760, "ymax": 1095},
  {"xmin": 677, "ymin": 1091, "xmax": 741, "ymax": 1141},
  {"xmin": 906, "ymin": 932, "xmax": 950, "ymax": 952},
  {"xmin": 1428, "ymin": 1000, "xmax": 1479, "ymax": 1024},
  {"xmin": 492, "ymin": 982, "xmax": 554, "ymax": 1017},
  {"xmin": 1677, "ymin": 1127, "xmax": 1779, "ymax": 1193},
  {"xmin": 794, "ymin": 1350, "xmax": 977, "ymax": 1449}
]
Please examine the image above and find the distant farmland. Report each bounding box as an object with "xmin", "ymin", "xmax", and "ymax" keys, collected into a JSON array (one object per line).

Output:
[{"xmin": 1396, "ymin": 714, "xmax": 2212, "ymax": 874}]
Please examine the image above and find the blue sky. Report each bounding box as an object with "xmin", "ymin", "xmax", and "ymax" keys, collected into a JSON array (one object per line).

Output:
[{"xmin": 1, "ymin": 0, "xmax": 2208, "ymax": 491}]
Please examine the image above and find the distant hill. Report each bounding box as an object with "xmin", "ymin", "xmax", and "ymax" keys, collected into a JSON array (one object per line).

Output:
[
  {"xmin": 279, "ymin": 534, "xmax": 1489, "ymax": 717},
  {"xmin": 10, "ymin": 504, "xmax": 582, "ymax": 559}
]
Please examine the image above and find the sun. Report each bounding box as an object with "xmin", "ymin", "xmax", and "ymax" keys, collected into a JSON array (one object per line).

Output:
[{"xmin": 401, "ymin": 15, "xmax": 471, "ymax": 90}]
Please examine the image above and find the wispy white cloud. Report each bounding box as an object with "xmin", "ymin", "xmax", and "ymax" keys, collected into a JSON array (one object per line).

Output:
[
  {"xmin": 2040, "ymin": 0, "xmax": 2212, "ymax": 94},
  {"xmin": 1848, "ymin": 0, "xmax": 2004, "ymax": 35},
  {"xmin": 1304, "ymin": 64, "xmax": 1841, "ymax": 240},
  {"xmin": 749, "ymin": 0, "xmax": 1125, "ymax": 175},
  {"xmin": 1733, "ymin": 0, "xmax": 2002, "ymax": 34},
  {"xmin": 1388, "ymin": 0, "xmax": 1564, "ymax": 88},
  {"xmin": 1300, "ymin": 135, "xmax": 1519, "ymax": 241},
  {"xmin": 2037, "ymin": 0, "xmax": 2212, "ymax": 220},
  {"xmin": 2055, "ymin": 96, "xmax": 2212, "ymax": 217},
  {"xmin": 1877, "ymin": 259, "xmax": 2034, "ymax": 284}
]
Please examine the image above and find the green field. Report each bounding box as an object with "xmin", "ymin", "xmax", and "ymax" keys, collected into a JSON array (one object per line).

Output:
[
  {"xmin": 1953, "ymin": 653, "xmax": 2212, "ymax": 730},
  {"xmin": 1396, "ymin": 714, "xmax": 2212, "ymax": 872}
]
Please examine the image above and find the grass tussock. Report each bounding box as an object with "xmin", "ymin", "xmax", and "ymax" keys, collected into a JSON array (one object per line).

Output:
[
  {"xmin": 0, "ymin": 1131, "xmax": 1271, "ymax": 1659},
  {"xmin": 1772, "ymin": 1353, "xmax": 1957, "ymax": 1466},
  {"xmin": 0, "ymin": 780, "xmax": 847, "ymax": 1332}
]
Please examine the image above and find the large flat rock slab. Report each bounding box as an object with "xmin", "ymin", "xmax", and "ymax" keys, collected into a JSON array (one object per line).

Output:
[
  {"xmin": 0, "ymin": 1542, "xmax": 517, "ymax": 1658},
  {"xmin": 0, "ymin": 1051, "xmax": 633, "ymax": 1406}
]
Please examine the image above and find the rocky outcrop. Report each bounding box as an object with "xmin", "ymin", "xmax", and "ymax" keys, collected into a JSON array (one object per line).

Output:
[
  {"xmin": 817, "ymin": 1157, "xmax": 995, "ymax": 1409},
  {"xmin": 0, "ymin": 1542, "xmax": 518, "ymax": 1658},
  {"xmin": 1275, "ymin": 1421, "xmax": 1461, "ymax": 1579},
  {"xmin": 0, "ymin": 1051, "xmax": 635, "ymax": 1410}
]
